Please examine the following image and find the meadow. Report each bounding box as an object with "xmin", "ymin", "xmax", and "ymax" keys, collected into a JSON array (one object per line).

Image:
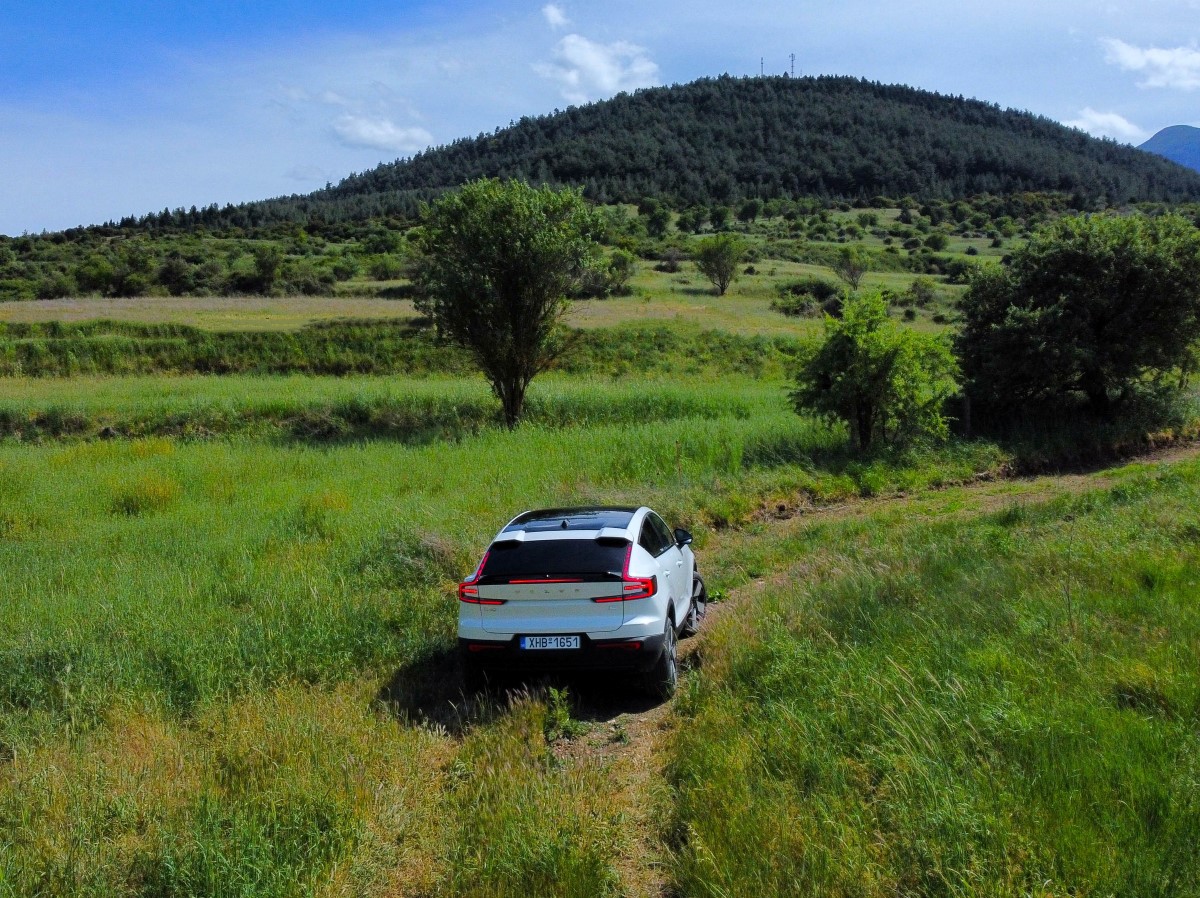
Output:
[{"xmin": 0, "ymin": 267, "xmax": 1197, "ymax": 896}]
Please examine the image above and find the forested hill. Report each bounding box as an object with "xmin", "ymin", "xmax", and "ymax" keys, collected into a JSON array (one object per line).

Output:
[
  {"xmin": 118, "ymin": 75, "xmax": 1200, "ymax": 231},
  {"xmin": 333, "ymin": 75, "xmax": 1200, "ymax": 205}
]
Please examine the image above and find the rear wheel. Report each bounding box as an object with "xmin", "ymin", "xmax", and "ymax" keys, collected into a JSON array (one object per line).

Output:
[
  {"xmin": 681, "ymin": 573, "xmax": 707, "ymax": 637},
  {"xmin": 644, "ymin": 615, "xmax": 678, "ymax": 701}
]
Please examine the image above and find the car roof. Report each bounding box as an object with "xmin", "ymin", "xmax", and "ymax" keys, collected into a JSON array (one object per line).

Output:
[{"xmin": 502, "ymin": 506, "xmax": 641, "ymax": 534}]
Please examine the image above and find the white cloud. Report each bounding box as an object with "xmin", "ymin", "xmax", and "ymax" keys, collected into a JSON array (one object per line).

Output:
[
  {"xmin": 319, "ymin": 90, "xmax": 352, "ymax": 106},
  {"xmin": 1101, "ymin": 38, "xmax": 1200, "ymax": 90},
  {"xmin": 331, "ymin": 115, "xmax": 434, "ymax": 153},
  {"xmin": 535, "ymin": 34, "xmax": 659, "ymax": 104},
  {"xmin": 542, "ymin": 4, "xmax": 569, "ymax": 29},
  {"xmin": 1064, "ymin": 107, "xmax": 1148, "ymax": 143}
]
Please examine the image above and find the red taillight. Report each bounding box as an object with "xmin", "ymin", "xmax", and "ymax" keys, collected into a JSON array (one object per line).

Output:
[
  {"xmin": 593, "ymin": 545, "xmax": 657, "ymax": 603},
  {"xmin": 457, "ymin": 583, "xmax": 506, "ymax": 604},
  {"xmin": 507, "ymin": 578, "xmax": 584, "ymax": 584},
  {"xmin": 459, "ymin": 551, "xmax": 506, "ymax": 605}
]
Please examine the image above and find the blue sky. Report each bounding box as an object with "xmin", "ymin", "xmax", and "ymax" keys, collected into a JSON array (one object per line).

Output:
[{"xmin": 2, "ymin": 0, "xmax": 1199, "ymax": 235}]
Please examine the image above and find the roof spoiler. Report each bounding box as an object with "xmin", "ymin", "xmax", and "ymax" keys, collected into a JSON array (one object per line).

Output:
[{"xmin": 596, "ymin": 527, "xmax": 631, "ymax": 544}]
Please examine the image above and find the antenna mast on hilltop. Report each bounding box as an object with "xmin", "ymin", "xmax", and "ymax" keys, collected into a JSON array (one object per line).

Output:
[
  {"xmin": 790, "ymin": 53, "xmax": 796, "ymax": 78},
  {"xmin": 760, "ymin": 57, "xmax": 764, "ymax": 76}
]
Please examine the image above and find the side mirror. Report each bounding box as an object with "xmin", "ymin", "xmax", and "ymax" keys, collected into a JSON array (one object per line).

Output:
[{"xmin": 674, "ymin": 527, "xmax": 693, "ymax": 547}]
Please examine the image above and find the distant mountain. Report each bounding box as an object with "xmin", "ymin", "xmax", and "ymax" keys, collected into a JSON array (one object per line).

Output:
[
  {"xmin": 1140, "ymin": 125, "xmax": 1200, "ymax": 173},
  {"xmin": 112, "ymin": 75, "xmax": 1200, "ymax": 232}
]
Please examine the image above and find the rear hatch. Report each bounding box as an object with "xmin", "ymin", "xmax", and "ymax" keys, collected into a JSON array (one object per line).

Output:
[{"xmin": 474, "ymin": 535, "xmax": 629, "ymax": 635}]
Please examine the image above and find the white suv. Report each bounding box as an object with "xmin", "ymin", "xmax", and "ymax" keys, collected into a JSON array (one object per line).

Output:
[{"xmin": 457, "ymin": 506, "xmax": 705, "ymax": 698}]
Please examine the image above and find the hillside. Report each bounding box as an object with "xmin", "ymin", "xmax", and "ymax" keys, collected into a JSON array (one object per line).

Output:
[
  {"xmin": 108, "ymin": 75, "xmax": 1200, "ymax": 232},
  {"xmin": 1141, "ymin": 125, "xmax": 1200, "ymax": 173}
]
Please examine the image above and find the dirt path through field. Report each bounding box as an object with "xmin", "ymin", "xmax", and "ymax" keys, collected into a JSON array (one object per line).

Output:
[{"xmin": 551, "ymin": 440, "xmax": 1200, "ymax": 897}]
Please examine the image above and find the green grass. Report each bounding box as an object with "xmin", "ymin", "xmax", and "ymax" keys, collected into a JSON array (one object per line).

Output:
[
  {"xmin": 0, "ymin": 324, "xmax": 1195, "ymax": 895},
  {"xmin": 0, "ymin": 295, "xmax": 421, "ymax": 332},
  {"xmin": 0, "ymin": 364, "xmax": 1023, "ymax": 896},
  {"xmin": 0, "ymin": 388, "xmax": 1008, "ymax": 740},
  {"xmin": 669, "ymin": 457, "xmax": 1200, "ymax": 897},
  {"xmin": 0, "ymin": 373, "xmax": 770, "ymax": 442},
  {"xmin": 0, "ymin": 319, "xmax": 810, "ymax": 379}
]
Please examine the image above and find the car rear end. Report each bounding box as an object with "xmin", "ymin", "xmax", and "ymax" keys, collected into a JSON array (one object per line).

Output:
[{"xmin": 457, "ymin": 509, "xmax": 667, "ymax": 676}]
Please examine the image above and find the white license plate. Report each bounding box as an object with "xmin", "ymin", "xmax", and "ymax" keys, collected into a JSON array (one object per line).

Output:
[{"xmin": 520, "ymin": 635, "xmax": 580, "ymax": 650}]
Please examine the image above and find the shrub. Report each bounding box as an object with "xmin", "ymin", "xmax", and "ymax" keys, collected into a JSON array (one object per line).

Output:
[
  {"xmin": 791, "ymin": 292, "xmax": 959, "ymax": 450},
  {"xmin": 771, "ymin": 277, "xmax": 843, "ymax": 318}
]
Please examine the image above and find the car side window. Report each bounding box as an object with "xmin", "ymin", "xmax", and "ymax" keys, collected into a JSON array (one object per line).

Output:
[
  {"xmin": 639, "ymin": 520, "xmax": 664, "ymax": 556},
  {"xmin": 649, "ymin": 514, "xmax": 675, "ymax": 555}
]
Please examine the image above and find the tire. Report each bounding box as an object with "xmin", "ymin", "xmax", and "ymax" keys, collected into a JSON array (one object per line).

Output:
[
  {"xmin": 681, "ymin": 573, "xmax": 707, "ymax": 637},
  {"xmin": 644, "ymin": 614, "xmax": 679, "ymax": 701}
]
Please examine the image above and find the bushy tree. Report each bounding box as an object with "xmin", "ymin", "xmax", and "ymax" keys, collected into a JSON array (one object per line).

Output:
[
  {"xmin": 641, "ymin": 200, "xmax": 672, "ymax": 238},
  {"xmin": 676, "ymin": 207, "xmax": 708, "ymax": 234},
  {"xmin": 415, "ymin": 178, "xmax": 602, "ymax": 427},
  {"xmin": 694, "ymin": 233, "xmax": 746, "ymax": 295},
  {"xmin": 737, "ymin": 198, "xmax": 762, "ymax": 225},
  {"xmin": 832, "ymin": 246, "xmax": 868, "ymax": 291},
  {"xmin": 791, "ymin": 292, "xmax": 959, "ymax": 450},
  {"xmin": 605, "ymin": 249, "xmax": 637, "ymax": 294},
  {"xmin": 252, "ymin": 245, "xmax": 282, "ymax": 294},
  {"xmin": 958, "ymin": 213, "xmax": 1200, "ymax": 412}
]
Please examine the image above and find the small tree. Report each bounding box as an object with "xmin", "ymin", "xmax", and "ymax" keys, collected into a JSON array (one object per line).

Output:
[
  {"xmin": 694, "ymin": 234, "xmax": 746, "ymax": 296},
  {"xmin": 737, "ymin": 198, "xmax": 762, "ymax": 226},
  {"xmin": 791, "ymin": 292, "xmax": 959, "ymax": 451},
  {"xmin": 832, "ymin": 246, "xmax": 868, "ymax": 292},
  {"xmin": 641, "ymin": 200, "xmax": 672, "ymax": 238},
  {"xmin": 678, "ymin": 207, "xmax": 708, "ymax": 234},
  {"xmin": 605, "ymin": 249, "xmax": 637, "ymax": 295},
  {"xmin": 415, "ymin": 178, "xmax": 602, "ymax": 427},
  {"xmin": 958, "ymin": 213, "xmax": 1200, "ymax": 413}
]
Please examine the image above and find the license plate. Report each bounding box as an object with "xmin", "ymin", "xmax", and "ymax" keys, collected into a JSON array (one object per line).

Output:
[{"xmin": 520, "ymin": 635, "xmax": 580, "ymax": 650}]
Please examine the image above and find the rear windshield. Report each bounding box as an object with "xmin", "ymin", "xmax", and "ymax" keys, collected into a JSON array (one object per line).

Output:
[
  {"xmin": 504, "ymin": 507, "xmax": 636, "ymax": 533},
  {"xmin": 481, "ymin": 538, "xmax": 628, "ymax": 579}
]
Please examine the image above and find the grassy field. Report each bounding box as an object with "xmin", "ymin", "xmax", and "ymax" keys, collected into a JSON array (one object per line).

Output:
[
  {"xmin": 0, "ymin": 283, "xmax": 1196, "ymax": 895},
  {"xmin": 0, "ymin": 369, "xmax": 1018, "ymax": 897},
  {"xmin": 0, "ymin": 373, "xmax": 774, "ymax": 441},
  {"xmin": 0, "ymin": 295, "xmax": 420, "ymax": 332},
  {"xmin": 671, "ymin": 455, "xmax": 1200, "ymax": 896}
]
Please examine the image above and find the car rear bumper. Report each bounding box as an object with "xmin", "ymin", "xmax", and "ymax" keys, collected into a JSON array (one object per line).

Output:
[{"xmin": 458, "ymin": 631, "xmax": 666, "ymax": 674}]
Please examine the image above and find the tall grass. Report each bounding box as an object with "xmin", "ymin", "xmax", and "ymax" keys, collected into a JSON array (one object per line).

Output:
[
  {"xmin": 2, "ymin": 356, "xmax": 1193, "ymax": 895},
  {"xmin": 0, "ymin": 373, "xmax": 1024, "ymax": 896},
  {"xmin": 0, "ymin": 395, "xmax": 1003, "ymax": 739},
  {"xmin": 438, "ymin": 695, "xmax": 631, "ymax": 898},
  {"xmin": 0, "ymin": 319, "xmax": 802, "ymax": 379},
  {"xmin": 0, "ymin": 374, "xmax": 763, "ymax": 442},
  {"xmin": 0, "ymin": 684, "xmax": 450, "ymax": 897},
  {"xmin": 669, "ymin": 458, "xmax": 1200, "ymax": 897}
]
